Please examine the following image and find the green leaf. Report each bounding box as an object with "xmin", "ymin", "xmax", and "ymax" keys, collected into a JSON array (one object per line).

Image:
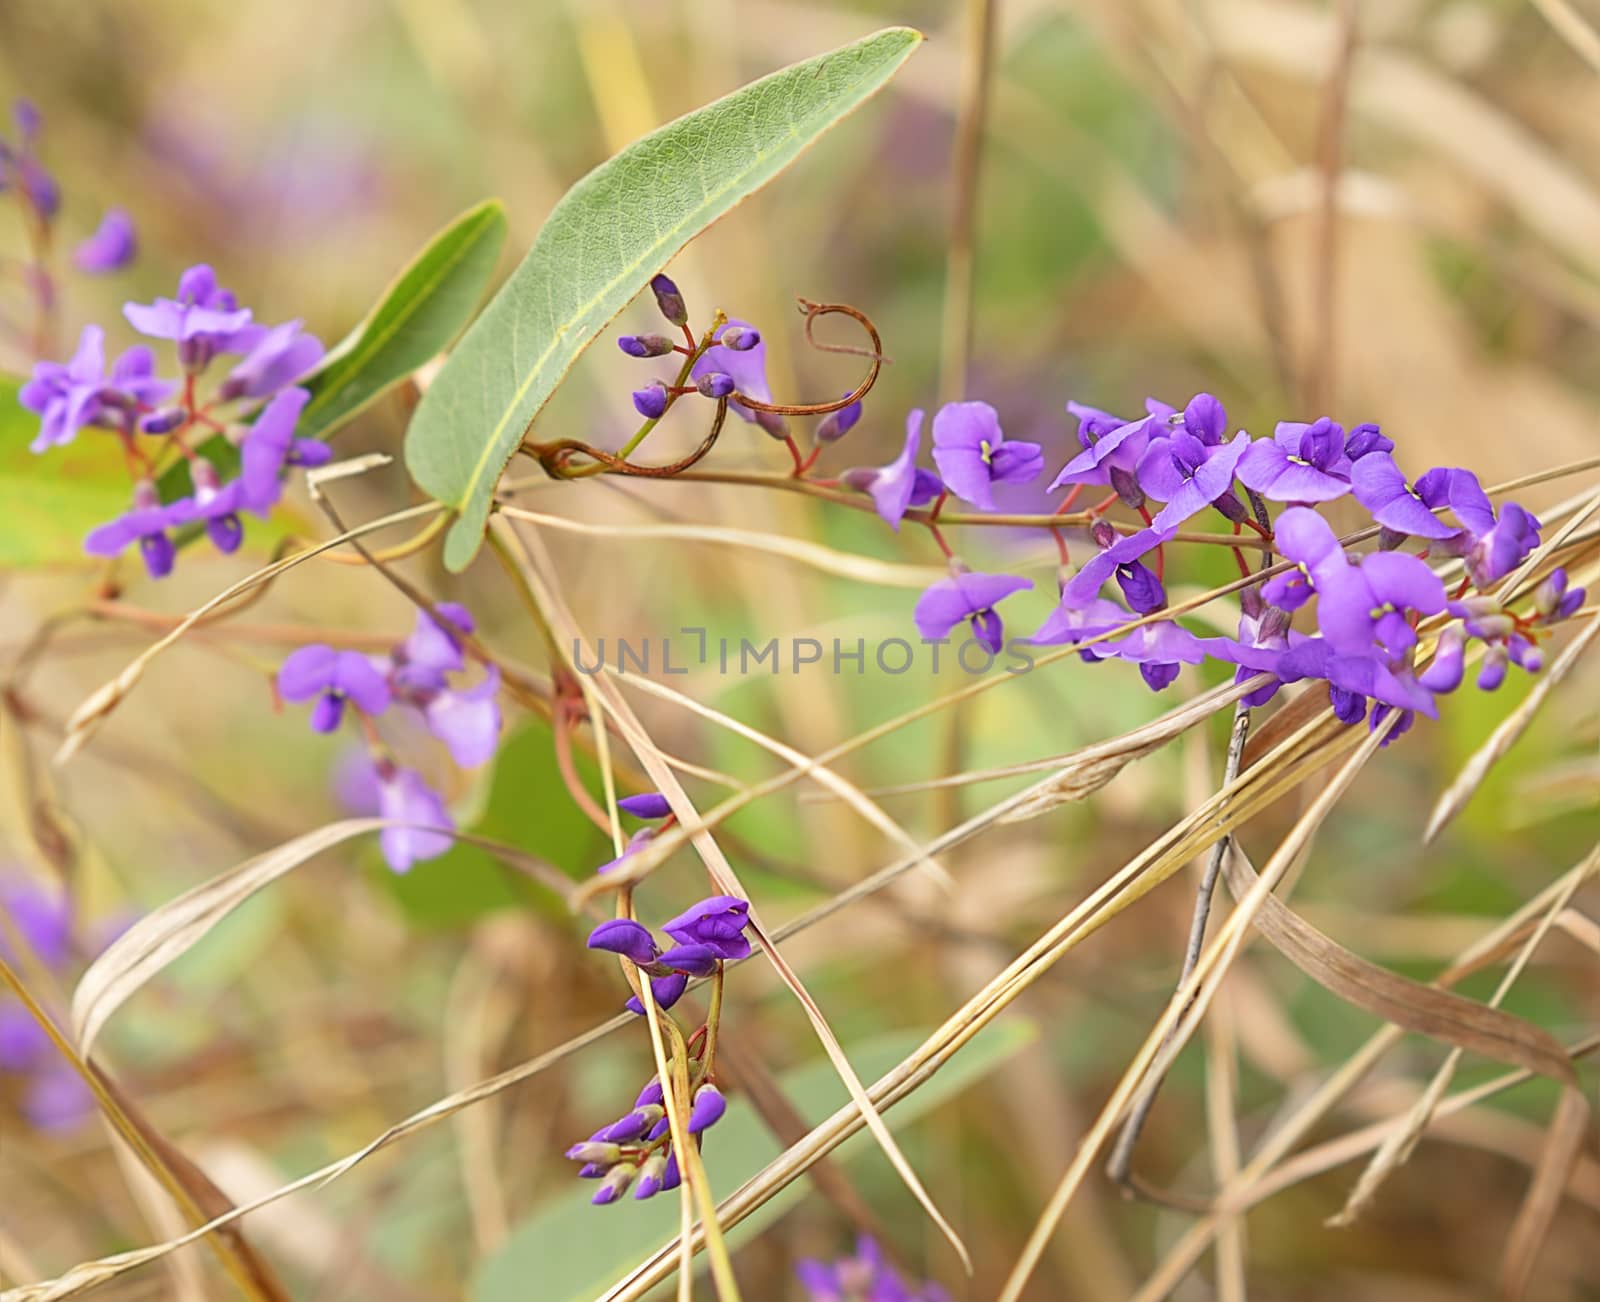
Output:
[
  {"xmin": 300, "ymin": 198, "xmax": 508, "ymax": 442},
  {"xmin": 384, "ymin": 718, "xmax": 611, "ymax": 927},
  {"xmin": 0, "ymin": 374, "xmax": 130, "ymax": 569},
  {"xmin": 473, "ymin": 1019, "xmax": 1035, "ymax": 1302},
  {"xmin": 405, "ymin": 27, "xmax": 923, "ymax": 572}
]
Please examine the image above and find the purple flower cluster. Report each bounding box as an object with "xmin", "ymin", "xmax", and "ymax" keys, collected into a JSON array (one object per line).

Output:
[
  {"xmin": 279, "ymin": 604, "xmax": 501, "ymax": 873},
  {"xmin": 571, "ymin": 893, "xmax": 751, "ymax": 1205},
  {"xmin": 850, "ymin": 391, "xmax": 1585, "ymax": 740},
  {"xmin": 17, "ymin": 263, "xmax": 328, "ymax": 578},
  {"xmin": 0, "ymin": 877, "xmax": 111, "ymax": 1133},
  {"xmin": 796, "ymin": 1236, "xmax": 950, "ymax": 1302},
  {"xmin": 587, "ymin": 894, "xmax": 751, "ymax": 1015}
]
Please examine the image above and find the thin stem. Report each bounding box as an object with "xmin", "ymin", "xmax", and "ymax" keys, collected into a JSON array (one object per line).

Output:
[{"xmin": 1106, "ymin": 702, "xmax": 1254, "ymax": 1190}]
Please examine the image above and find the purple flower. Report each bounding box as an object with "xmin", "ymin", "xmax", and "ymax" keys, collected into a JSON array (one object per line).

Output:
[
  {"xmin": 1418, "ymin": 626, "xmax": 1466, "ymax": 693},
  {"xmin": 1137, "ymin": 429, "xmax": 1251, "ymax": 530},
  {"xmin": 73, "ymin": 208, "xmax": 137, "ymax": 273},
  {"xmin": 930, "ymin": 401, "xmax": 1044, "ymax": 510},
  {"xmin": 1235, "ymin": 418, "xmax": 1352, "ymax": 502},
  {"xmin": 1058, "ymin": 525, "xmax": 1172, "ymax": 607},
  {"xmin": 421, "ymin": 667, "xmax": 501, "ymax": 767},
  {"xmin": 376, "ymin": 767, "xmax": 454, "ymax": 873},
  {"xmin": 1203, "ymin": 598, "xmax": 1303, "ymax": 708},
  {"xmin": 1049, "ymin": 401, "xmax": 1158, "ymax": 492},
  {"xmin": 277, "ymin": 645, "xmax": 392, "ymax": 732},
  {"xmin": 587, "ymin": 918, "xmax": 659, "ymax": 965},
  {"xmin": 1315, "ymin": 550, "xmax": 1446, "ymax": 660},
  {"xmin": 913, "ymin": 570, "xmax": 1033, "ymax": 654},
  {"xmin": 0, "ymin": 878, "xmax": 71, "ymax": 969},
  {"xmin": 1349, "ymin": 452, "xmax": 1457, "ymax": 540},
  {"xmin": 796, "ymin": 1236, "xmax": 949, "ymax": 1302},
  {"xmin": 1261, "ymin": 506, "xmax": 1348, "ymax": 611},
  {"xmin": 625, "ymin": 972, "xmax": 689, "ymax": 1015},
  {"xmin": 239, "ymin": 386, "xmax": 327, "ymax": 513},
  {"xmin": 1421, "ymin": 467, "xmax": 1541, "ymax": 586},
  {"xmin": 1276, "ymin": 639, "xmax": 1437, "ymax": 718},
  {"xmin": 395, "ymin": 602, "xmax": 476, "ymax": 686},
  {"xmin": 663, "ymin": 895, "xmax": 752, "ymax": 960},
  {"xmin": 84, "ymin": 480, "xmax": 183, "ymax": 579},
  {"xmin": 19, "ymin": 325, "xmax": 110, "ymax": 451},
  {"xmin": 168, "ymin": 460, "xmax": 247, "ymax": 555},
  {"xmin": 597, "ymin": 827, "xmax": 655, "ymax": 875},
  {"xmin": 220, "ymin": 320, "xmax": 325, "ymax": 401},
  {"xmin": 1031, "ymin": 595, "xmax": 1138, "ymax": 649},
  {"xmin": 842, "ymin": 409, "xmax": 943, "ymax": 530},
  {"xmin": 691, "ymin": 319, "xmax": 783, "ymax": 434},
  {"xmin": 123, "ymin": 265, "xmax": 254, "ymax": 371},
  {"xmin": 619, "ymin": 792, "xmax": 672, "ymax": 819}
]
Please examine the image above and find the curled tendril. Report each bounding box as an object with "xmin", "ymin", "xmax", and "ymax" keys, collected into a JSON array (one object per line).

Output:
[
  {"xmin": 729, "ymin": 298, "xmax": 885, "ymax": 417},
  {"xmin": 524, "ymin": 399, "xmax": 728, "ymax": 479},
  {"xmin": 516, "ymin": 297, "xmax": 882, "ymax": 480}
]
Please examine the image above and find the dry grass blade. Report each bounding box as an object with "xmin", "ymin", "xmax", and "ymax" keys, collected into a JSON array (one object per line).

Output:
[
  {"xmin": 1499, "ymin": 1087, "xmax": 1592, "ymax": 1300},
  {"xmin": 71, "ymin": 819, "xmax": 387, "ymax": 1053},
  {"xmin": 496, "ymin": 519, "xmax": 974, "ymax": 1271},
  {"xmin": 620, "ymin": 672, "xmax": 956, "ymax": 889},
  {"xmin": 1531, "ymin": 0, "xmax": 1600, "ymax": 84},
  {"xmin": 53, "ymin": 503, "xmax": 444, "ymax": 766},
  {"xmin": 496, "ymin": 504, "xmax": 950, "ymax": 588},
  {"xmin": 997, "ymin": 714, "xmax": 1400, "ymax": 1302},
  {"xmin": 1424, "ymin": 616, "xmax": 1600, "ymax": 843}
]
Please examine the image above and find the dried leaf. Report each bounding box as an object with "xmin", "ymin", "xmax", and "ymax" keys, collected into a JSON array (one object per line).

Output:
[{"xmin": 73, "ymin": 819, "xmax": 386, "ymax": 1053}]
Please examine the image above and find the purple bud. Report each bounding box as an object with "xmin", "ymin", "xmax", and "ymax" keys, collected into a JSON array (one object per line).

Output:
[
  {"xmin": 688, "ymin": 1084, "xmax": 726, "ymax": 1133},
  {"xmin": 657, "ymin": 943, "xmax": 720, "ymax": 976},
  {"xmin": 754, "ymin": 409, "xmax": 789, "ymax": 441},
  {"xmin": 1534, "ymin": 569, "xmax": 1569, "ymax": 619},
  {"xmin": 565, "ymin": 1140, "xmax": 621, "ymax": 1165},
  {"xmin": 577, "ymin": 1162, "xmax": 607, "ymax": 1178},
  {"xmin": 309, "ymin": 693, "xmax": 345, "ymax": 734},
  {"xmin": 815, "ymin": 396, "xmax": 863, "ymax": 443},
  {"xmin": 206, "ymin": 513, "xmax": 244, "ymax": 555},
  {"xmin": 1090, "ymin": 519, "xmax": 1116, "ymax": 550},
  {"xmin": 840, "ymin": 466, "xmax": 879, "ymax": 492},
  {"xmin": 619, "ymin": 792, "xmax": 672, "ymax": 819},
  {"xmin": 1418, "ymin": 626, "xmax": 1466, "ymax": 694},
  {"xmin": 718, "ymin": 325, "xmax": 760, "ymax": 352},
  {"xmin": 632, "ymin": 381, "xmax": 669, "ymax": 420},
  {"xmin": 646, "ymin": 1116, "xmax": 670, "ymax": 1141},
  {"xmin": 661, "ymin": 1151, "xmax": 682, "ymax": 1192},
  {"xmin": 592, "ymin": 1162, "xmax": 637, "ymax": 1205},
  {"xmin": 598, "ymin": 1105, "xmax": 663, "ymax": 1143},
  {"xmin": 1183, "ymin": 392, "xmax": 1226, "ymax": 445},
  {"xmin": 587, "ymin": 918, "xmax": 658, "ymax": 965},
  {"xmin": 1108, "ymin": 464, "xmax": 1145, "ymax": 510},
  {"xmin": 650, "ymin": 274, "xmax": 687, "ymax": 327},
  {"xmin": 635, "ymin": 1078, "xmax": 665, "ymax": 1108},
  {"xmin": 139, "ymin": 408, "xmax": 186, "ymax": 435},
  {"xmin": 1556, "ymin": 588, "xmax": 1586, "ymax": 621},
  {"xmin": 634, "ymin": 1153, "xmax": 668, "ymax": 1199},
  {"xmin": 13, "ymin": 100, "xmax": 42, "ymax": 141},
  {"xmin": 617, "ymin": 333, "xmax": 676, "ymax": 358},
  {"xmin": 1478, "ymin": 646, "xmax": 1508, "ymax": 692},
  {"xmin": 695, "ymin": 371, "xmax": 735, "ymax": 399},
  {"xmin": 625, "ymin": 972, "xmax": 688, "ymax": 1015},
  {"xmin": 1507, "ymin": 635, "xmax": 1543, "ymax": 673},
  {"xmin": 1210, "ymin": 490, "xmax": 1248, "ymax": 524},
  {"xmin": 139, "ymin": 531, "xmax": 176, "ymax": 580}
]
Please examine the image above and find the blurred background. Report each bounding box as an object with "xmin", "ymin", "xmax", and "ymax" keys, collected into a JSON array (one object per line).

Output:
[{"xmin": 1, "ymin": 1, "xmax": 1598, "ymax": 1298}]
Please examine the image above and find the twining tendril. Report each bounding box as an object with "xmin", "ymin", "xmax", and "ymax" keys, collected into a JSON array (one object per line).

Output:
[
  {"xmin": 730, "ymin": 298, "xmax": 885, "ymax": 417},
  {"xmin": 523, "ymin": 399, "xmax": 728, "ymax": 479}
]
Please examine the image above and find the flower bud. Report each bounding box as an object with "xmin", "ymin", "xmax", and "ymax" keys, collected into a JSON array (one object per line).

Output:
[
  {"xmin": 635, "ymin": 1078, "xmax": 665, "ymax": 1108},
  {"xmin": 1115, "ymin": 562, "xmax": 1166, "ymax": 615},
  {"xmin": 618, "ymin": 792, "xmax": 672, "ymax": 819},
  {"xmin": 1108, "ymin": 465, "xmax": 1144, "ymax": 510},
  {"xmin": 1344, "ymin": 423, "xmax": 1393, "ymax": 461},
  {"xmin": 597, "ymin": 1104, "xmax": 664, "ymax": 1143},
  {"xmin": 1507, "ymin": 636, "xmax": 1543, "ymax": 673},
  {"xmin": 632, "ymin": 380, "xmax": 669, "ymax": 420},
  {"xmin": 1090, "ymin": 519, "xmax": 1116, "ymax": 550},
  {"xmin": 840, "ymin": 466, "xmax": 879, "ymax": 493},
  {"xmin": 646, "ymin": 1116, "xmax": 671, "ymax": 1141},
  {"xmin": 661, "ymin": 1150, "xmax": 683, "ymax": 1192},
  {"xmin": 1533, "ymin": 569, "xmax": 1569, "ymax": 619},
  {"xmin": 633, "ymin": 1153, "xmax": 669, "ymax": 1199},
  {"xmin": 815, "ymin": 396, "xmax": 862, "ymax": 444},
  {"xmin": 625, "ymin": 972, "xmax": 688, "ymax": 1016},
  {"xmin": 140, "ymin": 407, "xmax": 186, "ymax": 435},
  {"xmin": 1477, "ymin": 645, "xmax": 1508, "ymax": 692},
  {"xmin": 1418, "ymin": 625, "xmax": 1465, "ymax": 694},
  {"xmin": 650, "ymin": 274, "xmax": 688, "ymax": 326},
  {"xmin": 688, "ymin": 1084, "xmax": 726, "ymax": 1134},
  {"xmin": 592, "ymin": 1161, "xmax": 638, "ymax": 1205},
  {"xmin": 754, "ymin": 409, "xmax": 789, "ymax": 441},
  {"xmin": 695, "ymin": 371, "xmax": 735, "ymax": 399},
  {"xmin": 565, "ymin": 1140, "xmax": 622, "ymax": 1166},
  {"xmin": 617, "ymin": 333, "xmax": 676, "ymax": 358},
  {"xmin": 1211, "ymin": 490, "xmax": 1247, "ymax": 524},
  {"xmin": 718, "ymin": 325, "xmax": 760, "ymax": 352},
  {"xmin": 310, "ymin": 694, "xmax": 345, "ymax": 734},
  {"xmin": 577, "ymin": 1162, "xmax": 607, "ymax": 1178}
]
